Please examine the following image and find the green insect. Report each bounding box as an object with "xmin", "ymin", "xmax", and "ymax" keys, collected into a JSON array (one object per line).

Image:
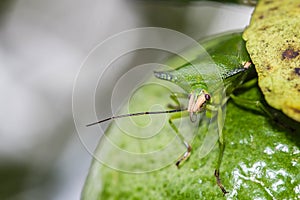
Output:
[{"xmin": 87, "ymin": 32, "xmax": 257, "ymax": 195}]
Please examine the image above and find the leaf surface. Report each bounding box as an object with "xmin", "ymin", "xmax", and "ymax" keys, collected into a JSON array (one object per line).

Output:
[
  {"xmin": 82, "ymin": 81, "xmax": 300, "ymax": 199},
  {"xmin": 243, "ymin": 0, "xmax": 300, "ymax": 122}
]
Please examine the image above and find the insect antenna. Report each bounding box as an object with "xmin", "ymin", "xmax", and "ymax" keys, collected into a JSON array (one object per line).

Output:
[{"xmin": 86, "ymin": 108, "xmax": 187, "ymax": 127}]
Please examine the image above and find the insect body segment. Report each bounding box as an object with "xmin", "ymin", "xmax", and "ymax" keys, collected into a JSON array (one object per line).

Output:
[
  {"xmin": 154, "ymin": 69, "xmax": 210, "ymax": 117},
  {"xmin": 154, "ymin": 67, "xmax": 207, "ymax": 93},
  {"xmin": 188, "ymin": 90, "xmax": 210, "ymax": 113},
  {"xmin": 188, "ymin": 89, "xmax": 211, "ymax": 122},
  {"xmin": 153, "ymin": 71, "xmax": 176, "ymax": 82}
]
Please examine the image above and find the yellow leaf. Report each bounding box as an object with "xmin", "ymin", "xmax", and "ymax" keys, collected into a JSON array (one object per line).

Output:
[{"xmin": 243, "ymin": 0, "xmax": 300, "ymax": 122}]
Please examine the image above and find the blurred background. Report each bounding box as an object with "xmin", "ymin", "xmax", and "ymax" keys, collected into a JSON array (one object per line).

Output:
[{"xmin": 0, "ymin": 0, "xmax": 253, "ymax": 199}]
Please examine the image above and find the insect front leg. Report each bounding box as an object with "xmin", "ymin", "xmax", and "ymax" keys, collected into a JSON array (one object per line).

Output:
[
  {"xmin": 206, "ymin": 105, "xmax": 229, "ymax": 195},
  {"xmin": 167, "ymin": 92, "xmax": 188, "ymax": 110},
  {"xmin": 168, "ymin": 111, "xmax": 192, "ymax": 168},
  {"xmin": 215, "ymin": 106, "xmax": 229, "ymax": 196},
  {"xmin": 215, "ymin": 132, "xmax": 229, "ymax": 196}
]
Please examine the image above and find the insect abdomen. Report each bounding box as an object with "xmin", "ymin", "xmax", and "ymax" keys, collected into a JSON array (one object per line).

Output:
[{"xmin": 154, "ymin": 71, "xmax": 177, "ymax": 82}]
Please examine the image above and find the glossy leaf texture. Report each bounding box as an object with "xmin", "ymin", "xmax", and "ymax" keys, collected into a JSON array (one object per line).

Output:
[
  {"xmin": 81, "ymin": 33, "xmax": 300, "ymax": 199},
  {"xmin": 82, "ymin": 81, "xmax": 300, "ymax": 200}
]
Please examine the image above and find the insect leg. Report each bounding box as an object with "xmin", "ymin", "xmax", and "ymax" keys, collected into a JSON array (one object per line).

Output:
[
  {"xmin": 168, "ymin": 92, "xmax": 188, "ymax": 109},
  {"xmin": 215, "ymin": 169, "xmax": 228, "ymax": 196},
  {"xmin": 168, "ymin": 111, "xmax": 192, "ymax": 167},
  {"xmin": 235, "ymin": 78, "xmax": 258, "ymax": 90},
  {"xmin": 215, "ymin": 106, "xmax": 229, "ymax": 196},
  {"xmin": 230, "ymin": 94, "xmax": 298, "ymax": 131},
  {"xmin": 230, "ymin": 94, "xmax": 273, "ymax": 117},
  {"xmin": 200, "ymin": 102, "xmax": 229, "ymax": 195}
]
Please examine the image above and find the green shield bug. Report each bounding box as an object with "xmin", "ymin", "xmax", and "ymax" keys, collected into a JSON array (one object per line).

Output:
[{"xmin": 87, "ymin": 31, "xmax": 253, "ymax": 195}]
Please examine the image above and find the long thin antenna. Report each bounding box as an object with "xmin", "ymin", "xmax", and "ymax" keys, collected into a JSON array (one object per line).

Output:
[{"xmin": 86, "ymin": 108, "xmax": 187, "ymax": 127}]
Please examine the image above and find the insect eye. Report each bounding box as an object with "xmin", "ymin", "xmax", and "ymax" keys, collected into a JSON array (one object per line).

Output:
[{"xmin": 205, "ymin": 94, "xmax": 211, "ymax": 101}]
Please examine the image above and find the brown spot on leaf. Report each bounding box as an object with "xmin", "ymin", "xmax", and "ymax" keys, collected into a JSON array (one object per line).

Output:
[
  {"xmin": 282, "ymin": 48, "xmax": 299, "ymax": 59},
  {"xmin": 269, "ymin": 7, "xmax": 278, "ymax": 11},
  {"xmin": 266, "ymin": 65, "xmax": 272, "ymax": 70},
  {"xmin": 295, "ymin": 84, "xmax": 300, "ymax": 92},
  {"xmin": 264, "ymin": 0, "xmax": 273, "ymax": 4},
  {"xmin": 286, "ymin": 39, "xmax": 296, "ymax": 44},
  {"xmin": 258, "ymin": 26, "xmax": 270, "ymax": 31},
  {"xmin": 291, "ymin": 107, "xmax": 300, "ymax": 114},
  {"xmin": 266, "ymin": 87, "xmax": 272, "ymax": 92},
  {"xmin": 295, "ymin": 68, "xmax": 300, "ymax": 76}
]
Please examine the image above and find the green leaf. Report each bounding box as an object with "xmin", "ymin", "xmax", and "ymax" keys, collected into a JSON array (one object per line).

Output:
[
  {"xmin": 243, "ymin": 0, "xmax": 300, "ymax": 122},
  {"xmin": 82, "ymin": 78, "xmax": 300, "ymax": 199}
]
